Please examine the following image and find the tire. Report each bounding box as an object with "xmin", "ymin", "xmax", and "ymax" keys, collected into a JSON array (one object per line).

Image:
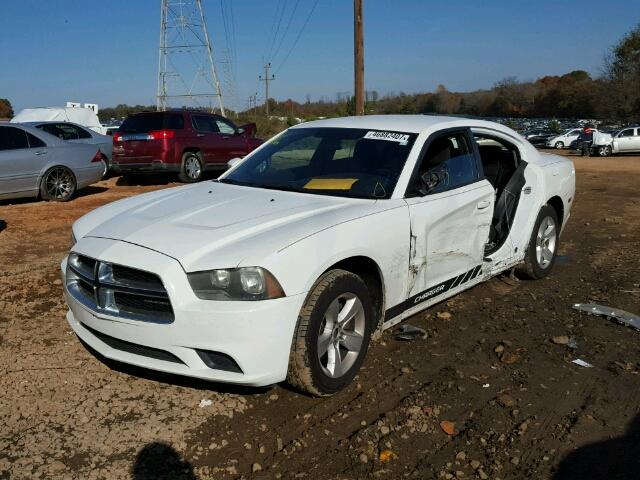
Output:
[
  {"xmin": 597, "ymin": 145, "xmax": 611, "ymax": 157},
  {"xmin": 179, "ymin": 152, "xmax": 203, "ymax": 183},
  {"xmin": 518, "ymin": 205, "xmax": 559, "ymax": 280},
  {"xmin": 40, "ymin": 166, "xmax": 77, "ymax": 202},
  {"xmin": 554, "ymin": 141, "xmax": 564, "ymax": 149},
  {"xmin": 287, "ymin": 269, "xmax": 374, "ymax": 396}
]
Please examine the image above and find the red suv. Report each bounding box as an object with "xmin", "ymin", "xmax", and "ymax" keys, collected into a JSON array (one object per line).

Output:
[{"xmin": 112, "ymin": 110, "xmax": 263, "ymax": 182}]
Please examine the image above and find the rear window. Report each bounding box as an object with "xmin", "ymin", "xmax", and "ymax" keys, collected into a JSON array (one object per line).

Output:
[{"xmin": 119, "ymin": 113, "xmax": 184, "ymax": 133}]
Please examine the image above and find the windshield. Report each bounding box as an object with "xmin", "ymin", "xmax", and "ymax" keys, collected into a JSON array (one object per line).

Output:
[{"xmin": 220, "ymin": 127, "xmax": 417, "ymax": 199}]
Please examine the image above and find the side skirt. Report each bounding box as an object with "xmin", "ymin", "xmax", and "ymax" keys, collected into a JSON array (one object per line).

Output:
[{"xmin": 380, "ymin": 259, "xmax": 518, "ymax": 331}]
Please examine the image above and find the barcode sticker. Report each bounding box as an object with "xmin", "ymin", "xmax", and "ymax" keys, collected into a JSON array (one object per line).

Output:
[{"xmin": 363, "ymin": 131, "xmax": 410, "ymax": 145}]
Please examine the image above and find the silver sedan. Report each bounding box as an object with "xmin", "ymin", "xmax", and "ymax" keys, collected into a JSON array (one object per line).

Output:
[
  {"xmin": 0, "ymin": 123, "xmax": 104, "ymax": 202},
  {"xmin": 22, "ymin": 121, "xmax": 113, "ymax": 176}
]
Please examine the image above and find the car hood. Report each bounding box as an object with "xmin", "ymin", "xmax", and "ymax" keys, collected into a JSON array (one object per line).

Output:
[{"xmin": 75, "ymin": 181, "xmax": 380, "ymax": 271}]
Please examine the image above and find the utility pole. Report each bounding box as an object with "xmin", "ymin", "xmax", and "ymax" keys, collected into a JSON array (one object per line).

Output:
[
  {"xmin": 354, "ymin": 0, "xmax": 364, "ymax": 116},
  {"xmin": 259, "ymin": 63, "xmax": 275, "ymax": 117}
]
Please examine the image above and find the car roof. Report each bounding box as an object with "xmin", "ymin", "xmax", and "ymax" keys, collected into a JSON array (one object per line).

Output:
[{"xmin": 290, "ymin": 114, "xmax": 520, "ymax": 136}]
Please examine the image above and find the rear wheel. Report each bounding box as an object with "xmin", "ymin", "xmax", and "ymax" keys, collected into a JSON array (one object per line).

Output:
[
  {"xmin": 519, "ymin": 205, "xmax": 559, "ymax": 279},
  {"xmin": 179, "ymin": 152, "xmax": 203, "ymax": 183},
  {"xmin": 287, "ymin": 269, "xmax": 373, "ymax": 396},
  {"xmin": 554, "ymin": 141, "xmax": 564, "ymax": 149},
  {"xmin": 40, "ymin": 166, "xmax": 76, "ymax": 202}
]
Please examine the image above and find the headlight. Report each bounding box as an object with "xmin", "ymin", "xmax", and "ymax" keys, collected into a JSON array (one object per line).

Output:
[{"xmin": 187, "ymin": 267, "xmax": 285, "ymax": 301}]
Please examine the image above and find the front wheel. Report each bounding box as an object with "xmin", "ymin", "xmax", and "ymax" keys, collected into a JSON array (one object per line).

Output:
[
  {"xmin": 179, "ymin": 152, "xmax": 204, "ymax": 183},
  {"xmin": 519, "ymin": 205, "xmax": 559, "ymax": 279},
  {"xmin": 554, "ymin": 141, "xmax": 564, "ymax": 149},
  {"xmin": 40, "ymin": 166, "xmax": 77, "ymax": 202},
  {"xmin": 287, "ymin": 269, "xmax": 373, "ymax": 396},
  {"xmin": 597, "ymin": 145, "xmax": 611, "ymax": 157}
]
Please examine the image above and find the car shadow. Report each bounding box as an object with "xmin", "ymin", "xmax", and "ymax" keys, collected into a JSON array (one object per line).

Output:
[
  {"xmin": 79, "ymin": 339, "xmax": 272, "ymax": 397},
  {"xmin": 115, "ymin": 174, "xmax": 177, "ymax": 187},
  {"xmin": 0, "ymin": 220, "xmax": 6, "ymax": 233},
  {"xmin": 75, "ymin": 185, "xmax": 109, "ymax": 198},
  {"xmin": 552, "ymin": 414, "xmax": 640, "ymax": 479},
  {"xmin": 132, "ymin": 442, "xmax": 197, "ymax": 480}
]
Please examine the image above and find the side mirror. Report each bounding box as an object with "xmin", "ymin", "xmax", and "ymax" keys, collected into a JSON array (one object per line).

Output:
[
  {"xmin": 421, "ymin": 170, "xmax": 441, "ymax": 192},
  {"xmin": 416, "ymin": 167, "xmax": 447, "ymax": 195},
  {"xmin": 235, "ymin": 127, "xmax": 245, "ymax": 135},
  {"xmin": 227, "ymin": 157, "xmax": 242, "ymax": 169}
]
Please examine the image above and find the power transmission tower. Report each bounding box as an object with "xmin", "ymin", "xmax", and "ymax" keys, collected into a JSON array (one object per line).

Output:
[
  {"xmin": 354, "ymin": 0, "xmax": 364, "ymax": 116},
  {"xmin": 248, "ymin": 93, "xmax": 258, "ymax": 120},
  {"xmin": 157, "ymin": 0, "xmax": 226, "ymax": 115},
  {"xmin": 259, "ymin": 63, "xmax": 275, "ymax": 117}
]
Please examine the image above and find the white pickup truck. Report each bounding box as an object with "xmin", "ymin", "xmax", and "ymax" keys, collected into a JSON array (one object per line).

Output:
[{"xmin": 591, "ymin": 127, "xmax": 640, "ymax": 156}]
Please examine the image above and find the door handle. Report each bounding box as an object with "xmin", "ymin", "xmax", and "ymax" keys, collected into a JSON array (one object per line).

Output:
[
  {"xmin": 196, "ymin": 133, "xmax": 205, "ymax": 137},
  {"xmin": 476, "ymin": 200, "xmax": 491, "ymax": 210},
  {"xmin": 34, "ymin": 150, "xmax": 47, "ymax": 155}
]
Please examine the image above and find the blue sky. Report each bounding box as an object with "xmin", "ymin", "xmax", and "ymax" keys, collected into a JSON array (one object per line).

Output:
[{"xmin": 1, "ymin": 0, "xmax": 639, "ymax": 113}]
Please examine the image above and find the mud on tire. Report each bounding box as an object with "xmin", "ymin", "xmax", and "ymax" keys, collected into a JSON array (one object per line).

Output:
[{"xmin": 287, "ymin": 269, "xmax": 374, "ymax": 396}]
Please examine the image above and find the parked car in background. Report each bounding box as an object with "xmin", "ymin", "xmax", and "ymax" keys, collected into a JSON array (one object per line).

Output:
[
  {"xmin": 22, "ymin": 121, "xmax": 113, "ymax": 176},
  {"xmin": 523, "ymin": 129, "xmax": 554, "ymax": 147},
  {"xmin": 63, "ymin": 115, "xmax": 575, "ymax": 395},
  {"xmin": 589, "ymin": 127, "xmax": 640, "ymax": 156},
  {"xmin": 0, "ymin": 124, "xmax": 104, "ymax": 201},
  {"xmin": 104, "ymin": 126, "xmax": 120, "ymax": 136},
  {"xmin": 546, "ymin": 128, "xmax": 583, "ymax": 149},
  {"xmin": 111, "ymin": 110, "xmax": 263, "ymax": 182}
]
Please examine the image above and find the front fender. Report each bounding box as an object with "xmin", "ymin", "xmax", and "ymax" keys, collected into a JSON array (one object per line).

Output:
[{"xmin": 260, "ymin": 200, "xmax": 411, "ymax": 315}]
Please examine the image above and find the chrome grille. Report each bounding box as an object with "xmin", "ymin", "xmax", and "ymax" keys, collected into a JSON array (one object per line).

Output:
[{"xmin": 66, "ymin": 253, "xmax": 174, "ymax": 323}]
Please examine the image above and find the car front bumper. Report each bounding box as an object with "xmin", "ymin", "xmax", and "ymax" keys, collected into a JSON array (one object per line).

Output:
[{"xmin": 61, "ymin": 237, "xmax": 307, "ymax": 387}]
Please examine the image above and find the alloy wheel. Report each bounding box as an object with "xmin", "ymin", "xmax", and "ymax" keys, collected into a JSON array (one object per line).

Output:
[
  {"xmin": 45, "ymin": 167, "xmax": 74, "ymax": 200},
  {"xmin": 185, "ymin": 156, "xmax": 202, "ymax": 180},
  {"xmin": 317, "ymin": 293, "xmax": 366, "ymax": 379},
  {"xmin": 535, "ymin": 216, "xmax": 557, "ymax": 269}
]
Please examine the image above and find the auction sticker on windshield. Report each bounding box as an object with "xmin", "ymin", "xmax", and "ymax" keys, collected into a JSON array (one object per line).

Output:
[{"xmin": 363, "ymin": 131, "xmax": 410, "ymax": 145}]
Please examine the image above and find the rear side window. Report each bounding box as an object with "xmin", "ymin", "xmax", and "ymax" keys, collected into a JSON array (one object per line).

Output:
[
  {"xmin": 39, "ymin": 123, "xmax": 79, "ymax": 140},
  {"xmin": 119, "ymin": 113, "xmax": 184, "ymax": 133},
  {"xmin": 26, "ymin": 132, "xmax": 46, "ymax": 148},
  {"xmin": 75, "ymin": 126, "xmax": 92, "ymax": 139},
  {"xmin": 0, "ymin": 126, "xmax": 29, "ymax": 150},
  {"xmin": 192, "ymin": 115, "xmax": 219, "ymax": 133}
]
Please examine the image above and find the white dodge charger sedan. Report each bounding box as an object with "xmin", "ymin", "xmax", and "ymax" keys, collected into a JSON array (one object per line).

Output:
[{"xmin": 61, "ymin": 115, "xmax": 575, "ymax": 396}]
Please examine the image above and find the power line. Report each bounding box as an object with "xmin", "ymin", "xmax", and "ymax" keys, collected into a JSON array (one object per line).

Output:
[
  {"xmin": 262, "ymin": 0, "xmax": 284, "ymax": 62},
  {"xmin": 266, "ymin": 0, "xmax": 288, "ymax": 61},
  {"xmin": 275, "ymin": 0, "xmax": 320, "ymax": 74},
  {"xmin": 271, "ymin": 0, "xmax": 300, "ymax": 63}
]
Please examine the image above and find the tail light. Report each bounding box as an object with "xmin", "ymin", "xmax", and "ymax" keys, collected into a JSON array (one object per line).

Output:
[
  {"xmin": 91, "ymin": 151, "xmax": 104, "ymax": 163},
  {"xmin": 148, "ymin": 129, "xmax": 175, "ymax": 140},
  {"xmin": 113, "ymin": 132, "xmax": 122, "ymax": 142}
]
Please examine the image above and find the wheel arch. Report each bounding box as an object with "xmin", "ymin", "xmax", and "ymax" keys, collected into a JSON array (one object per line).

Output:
[
  {"xmin": 181, "ymin": 148, "xmax": 202, "ymax": 161},
  {"xmin": 321, "ymin": 255, "xmax": 386, "ymax": 331},
  {"xmin": 546, "ymin": 195, "xmax": 565, "ymax": 229}
]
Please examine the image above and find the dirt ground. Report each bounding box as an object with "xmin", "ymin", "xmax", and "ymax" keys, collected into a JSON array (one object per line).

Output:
[{"xmin": 1, "ymin": 152, "xmax": 639, "ymax": 480}]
